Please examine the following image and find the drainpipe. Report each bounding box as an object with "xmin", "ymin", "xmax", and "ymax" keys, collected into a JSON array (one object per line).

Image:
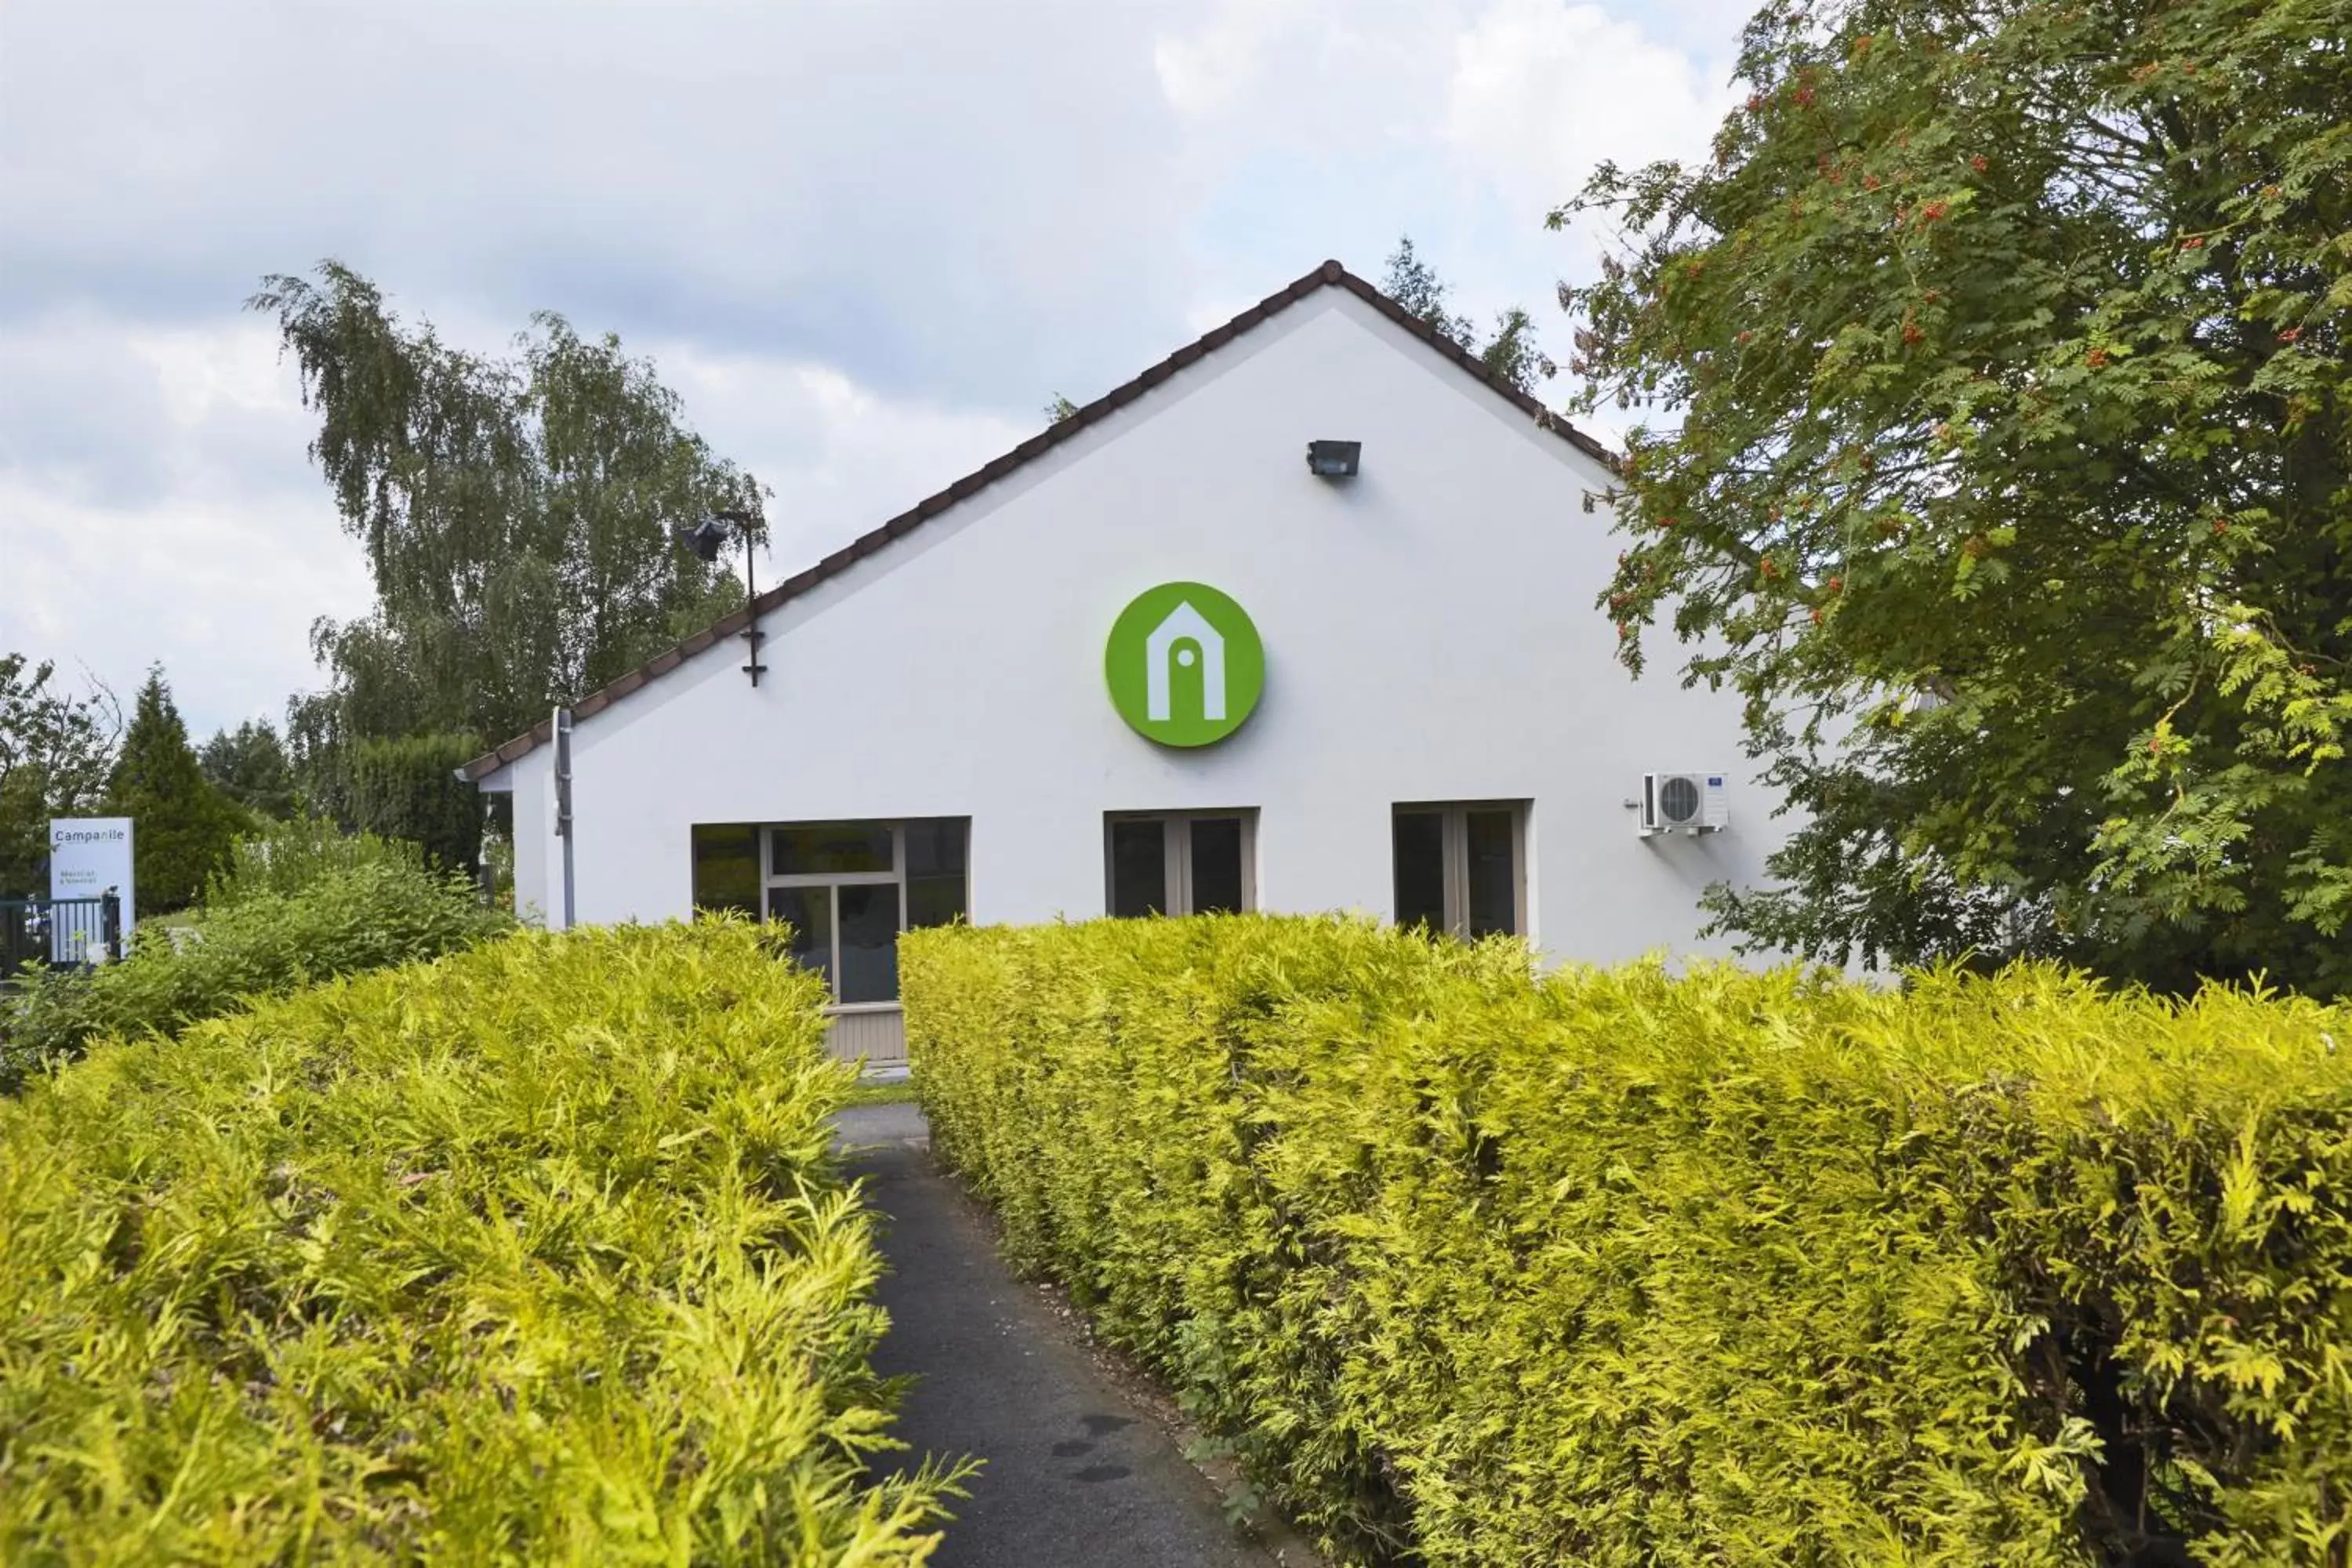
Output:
[{"xmin": 553, "ymin": 705, "xmax": 576, "ymax": 931}]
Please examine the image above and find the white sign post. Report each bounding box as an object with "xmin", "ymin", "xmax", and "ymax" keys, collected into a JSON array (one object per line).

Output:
[{"xmin": 48, "ymin": 817, "xmax": 135, "ymax": 962}]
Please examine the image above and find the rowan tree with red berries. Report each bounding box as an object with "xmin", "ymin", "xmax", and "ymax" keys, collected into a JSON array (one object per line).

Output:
[{"xmin": 1558, "ymin": 0, "xmax": 2352, "ymax": 994}]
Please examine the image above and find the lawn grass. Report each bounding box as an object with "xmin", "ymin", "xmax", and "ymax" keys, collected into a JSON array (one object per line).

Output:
[{"xmin": 844, "ymin": 1075, "xmax": 920, "ymax": 1107}]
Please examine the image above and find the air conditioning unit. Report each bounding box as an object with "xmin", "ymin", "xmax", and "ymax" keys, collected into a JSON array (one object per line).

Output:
[{"xmin": 1640, "ymin": 771, "xmax": 1729, "ymax": 836}]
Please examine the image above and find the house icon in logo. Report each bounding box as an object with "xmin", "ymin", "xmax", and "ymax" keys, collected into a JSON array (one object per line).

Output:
[
  {"xmin": 1105, "ymin": 581, "xmax": 1263, "ymax": 747},
  {"xmin": 1144, "ymin": 601, "xmax": 1226, "ymax": 723}
]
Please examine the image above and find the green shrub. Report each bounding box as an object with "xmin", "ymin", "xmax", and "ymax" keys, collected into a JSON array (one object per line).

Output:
[
  {"xmin": 903, "ymin": 916, "xmax": 2352, "ymax": 1566},
  {"xmin": 0, "ymin": 921, "xmax": 962, "ymax": 1561},
  {"xmin": 345, "ymin": 731, "xmax": 487, "ymax": 878},
  {"xmin": 2, "ymin": 860, "xmax": 510, "ymax": 1087},
  {"xmin": 202, "ymin": 814, "xmax": 424, "ymax": 908}
]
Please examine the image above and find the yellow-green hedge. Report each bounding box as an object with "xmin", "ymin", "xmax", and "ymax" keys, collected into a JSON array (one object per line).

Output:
[
  {"xmin": 903, "ymin": 916, "xmax": 2352, "ymax": 1566},
  {"xmin": 1, "ymin": 921, "xmax": 960, "ymax": 1563}
]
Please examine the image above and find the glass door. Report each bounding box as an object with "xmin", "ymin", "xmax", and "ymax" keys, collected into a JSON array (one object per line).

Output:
[{"xmin": 756, "ymin": 818, "xmax": 968, "ymax": 1004}]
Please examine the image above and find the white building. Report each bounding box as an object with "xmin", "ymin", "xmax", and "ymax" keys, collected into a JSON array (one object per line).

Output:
[{"xmin": 465, "ymin": 261, "xmax": 1795, "ymax": 1059}]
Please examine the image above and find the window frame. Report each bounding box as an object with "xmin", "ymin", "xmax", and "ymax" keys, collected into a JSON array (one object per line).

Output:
[
  {"xmin": 760, "ymin": 819, "xmax": 967, "ymax": 1011},
  {"xmin": 1391, "ymin": 800, "xmax": 1528, "ymax": 941},
  {"xmin": 1102, "ymin": 809, "xmax": 1258, "ymax": 917}
]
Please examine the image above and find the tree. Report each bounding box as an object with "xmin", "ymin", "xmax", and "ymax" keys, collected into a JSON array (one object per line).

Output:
[
  {"xmin": 1478, "ymin": 307, "xmax": 1553, "ymax": 401},
  {"xmin": 1380, "ymin": 238, "xmax": 1557, "ymax": 396},
  {"xmin": 343, "ymin": 732, "xmax": 486, "ymax": 880},
  {"xmin": 1555, "ymin": 0, "xmax": 2352, "ymax": 996},
  {"xmin": 0, "ymin": 655, "xmax": 118, "ymax": 897},
  {"xmin": 250, "ymin": 263, "xmax": 766, "ymax": 771},
  {"xmin": 1383, "ymin": 235, "xmax": 1480, "ymax": 347},
  {"xmin": 199, "ymin": 719, "xmax": 297, "ymax": 821},
  {"xmin": 107, "ymin": 669, "xmax": 244, "ymax": 913}
]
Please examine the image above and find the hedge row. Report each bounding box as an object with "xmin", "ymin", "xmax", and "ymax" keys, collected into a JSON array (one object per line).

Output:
[
  {"xmin": 902, "ymin": 916, "xmax": 2352, "ymax": 1567},
  {"xmin": 345, "ymin": 731, "xmax": 488, "ymax": 880},
  {"xmin": 0, "ymin": 921, "xmax": 961, "ymax": 1562},
  {"xmin": 1, "ymin": 859, "xmax": 511, "ymax": 1090}
]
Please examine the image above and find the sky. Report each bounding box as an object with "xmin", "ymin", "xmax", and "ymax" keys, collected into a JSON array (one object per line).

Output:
[{"xmin": 0, "ymin": 0, "xmax": 1750, "ymax": 739}]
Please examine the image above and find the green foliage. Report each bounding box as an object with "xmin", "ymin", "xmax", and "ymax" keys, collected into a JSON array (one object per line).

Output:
[
  {"xmin": 199, "ymin": 717, "xmax": 299, "ymax": 820},
  {"xmin": 480, "ymin": 825, "xmax": 516, "ymax": 909},
  {"xmin": 0, "ymin": 653, "xmax": 118, "ymax": 898},
  {"xmin": 1554, "ymin": 0, "xmax": 2352, "ymax": 995},
  {"xmin": 106, "ymin": 666, "xmax": 245, "ymax": 913},
  {"xmin": 2, "ymin": 860, "xmax": 509, "ymax": 1088},
  {"xmin": 251, "ymin": 263, "xmax": 766, "ymax": 765},
  {"xmin": 1383, "ymin": 234, "xmax": 1480, "ymax": 346},
  {"xmin": 906, "ymin": 916, "xmax": 2352, "ymax": 1566},
  {"xmin": 201, "ymin": 814, "xmax": 423, "ymax": 909},
  {"xmin": 344, "ymin": 731, "xmax": 487, "ymax": 877},
  {"xmin": 1475, "ymin": 305, "xmax": 1554, "ymax": 400},
  {"xmin": 0, "ymin": 921, "xmax": 964, "ymax": 1560},
  {"xmin": 1380, "ymin": 237, "xmax": 1555, "ymax": 395}
]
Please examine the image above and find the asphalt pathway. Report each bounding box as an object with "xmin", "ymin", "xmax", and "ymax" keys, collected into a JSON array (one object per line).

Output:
[{"xmin": 836, "ymin": 1102, "xmax": 1275, "ymax": 1568}]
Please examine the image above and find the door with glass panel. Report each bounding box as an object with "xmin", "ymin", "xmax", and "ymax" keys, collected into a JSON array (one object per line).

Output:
[
  {"xmin": 1105, "ymin": 811, "xmax": 1254, "ymax": 917},
  {"xmin": 1392, "ymin": 803, "xmax": 1524, "ymax": 939},
  {"xmin": 688, "ymin": 818, "xmax": 967, "ymax": 1060},
  {"xmin": 758, "ymin": 819, "xmax": 968, "ymax": 1004}
]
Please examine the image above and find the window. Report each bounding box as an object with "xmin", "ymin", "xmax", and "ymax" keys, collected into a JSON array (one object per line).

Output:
[
  {"xmin": 695, "ymin": 818, "xmax": 967, "ymax": 1005},
  {"xmin": 1392, "ymin": 803, "xmax": 1525, "ymax": 939},
  {"xmin": 690, "ymin": 824, "xmax": 762, "ymax": 917},
  {"xmin": 1105, "ymin": 811, "xmax": 1256, "ymax": 917}
]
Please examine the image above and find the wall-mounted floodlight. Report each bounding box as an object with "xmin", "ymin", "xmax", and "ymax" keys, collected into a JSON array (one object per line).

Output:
[
  {"xmin": 673, "ymin": 508, "xmax": 768, "ymax": 685},
  {"xmin": 675, "ymin": 514, "xmax": 731, "ymax": 563},
  {"xmin": 1305, "ymin": 439, "xmax": 1362, "ymax": 478}
]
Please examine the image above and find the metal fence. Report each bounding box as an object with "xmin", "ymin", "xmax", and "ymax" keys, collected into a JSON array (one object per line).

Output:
[{"xmin": 0, "ymin": 894, "xmax": 122, "ymax": 977}]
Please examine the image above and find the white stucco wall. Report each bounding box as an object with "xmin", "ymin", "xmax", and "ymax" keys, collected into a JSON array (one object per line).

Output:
[
  {"xmin": 488, "ymin": 288, "xmax": 1794, "ymax": 967},
  {"xmin": 509, "ymin": 755, "xmax": 550, "ymax": 927}
]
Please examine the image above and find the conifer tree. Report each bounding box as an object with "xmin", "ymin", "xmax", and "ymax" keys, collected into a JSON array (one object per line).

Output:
[
  {"xmin": 108, "ymin": 668, "xmax": 243, "ymax": 912},
  {"xmin": 199, "ymin": 719, "xmax": 298, "ymax": 820}
]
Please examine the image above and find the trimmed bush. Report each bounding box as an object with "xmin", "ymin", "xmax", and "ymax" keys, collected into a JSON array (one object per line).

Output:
[
  {"xmin": 2, "ymin": 860, "xmax": 510, "ymax": 1088},
  {"xmin": 0, "ymin": 921, "xmax": 962, "ymax": 1561},
  {"xmin": 346, "ymin": 731, "xmax": 486, "ymax": 878},
  {"xmin": 903, "ymin": 916, "xmax": 2352, "ymax": 1566}
]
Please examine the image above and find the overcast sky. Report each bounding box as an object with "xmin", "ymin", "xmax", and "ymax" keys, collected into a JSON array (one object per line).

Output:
[{"xmin": 0, "ymin": 0, "xmax": 1748, "ymax": 738}]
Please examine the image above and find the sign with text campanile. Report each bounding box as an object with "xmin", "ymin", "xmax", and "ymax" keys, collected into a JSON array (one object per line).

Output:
[
  {"xmin": 49, "ymin": 816, "xmax": 136, "ymax": 953},
  {"xmin": 1105, "ymin": 583, "xmax": 1265, "ymax": 747}
]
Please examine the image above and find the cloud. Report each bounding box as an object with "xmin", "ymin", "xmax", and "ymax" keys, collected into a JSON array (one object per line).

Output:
[
  {"xmin": 0, "ymin": 0, "xmax": 1757, "ymax": 739},
  {"xmin": 1152, "ymin": 0, "xmax": 1301, "ymax": 121},
  {"xmin": 1146, "ymin": 0, "xmax": 1733, "ymax": 406},
  {"xmin": 0, "ymin": 314, "xmax": 323, "ymax": 512},
  {"xmin": 0, "ymin": 0, "xmax": 1208, "ymax": 408},
  {"xmin": 652, "ymin": 343, "xmax": 1038, "ymax": 580},
  {"xmin": 0, "ymin": 315, "xmax": 365, "ymax": 736},
  {"xmin": 1446, "ymin": 0, "xmax": 1735, "ymax": 220},
  {"xmin": 0, "ymin": 311, "xmax": 1043, "ymax": 737},
  {"xmin": 2, "ymin": 472, "xmax": 365, "ymax": 742}
]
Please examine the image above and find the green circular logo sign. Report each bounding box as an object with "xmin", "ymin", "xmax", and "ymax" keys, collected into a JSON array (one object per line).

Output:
[{"xmin": 1105, "ymin": 582, "xmax": 1265, "ymax": 747}]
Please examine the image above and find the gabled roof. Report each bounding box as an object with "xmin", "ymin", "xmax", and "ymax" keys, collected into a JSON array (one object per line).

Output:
[{"xmin": 461, "ymin": 258, "xmax": 1614, "ymax": 781}]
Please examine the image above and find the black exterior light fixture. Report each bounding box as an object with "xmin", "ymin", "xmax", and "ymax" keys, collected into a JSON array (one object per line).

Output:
[
  {"xmin": 675, "ymin": 506, "xmax": 769, "ymax": 685},
  {"xmin": 1305, "ymin": 439, "xmax": 1362, "ymax": 478}
]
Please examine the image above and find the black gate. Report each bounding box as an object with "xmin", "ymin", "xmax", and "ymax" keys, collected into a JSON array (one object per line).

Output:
[{"xmin": 0, "ymin": 894, "xmax": 122, "ymax": 977}]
